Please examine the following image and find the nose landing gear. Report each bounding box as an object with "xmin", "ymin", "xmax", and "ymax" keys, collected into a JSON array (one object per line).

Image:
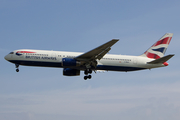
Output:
[
  {"xmin": 16, "ymin": 69, "xmax": 19, "ymax": 72},
  {"xmin": 15, "ymin": 64, "xmax": 19, "ymax": 72}
]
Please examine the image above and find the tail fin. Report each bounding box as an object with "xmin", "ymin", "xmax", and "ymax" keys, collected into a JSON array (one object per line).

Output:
[{"xmin": 140, "ymin": 33, "xmax": 173, "ymax": 59}]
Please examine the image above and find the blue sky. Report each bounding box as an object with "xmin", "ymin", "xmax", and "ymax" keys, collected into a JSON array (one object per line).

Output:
[{"xmin": 0, "ymin": 0, "xmax": 180, "ymax": 120}]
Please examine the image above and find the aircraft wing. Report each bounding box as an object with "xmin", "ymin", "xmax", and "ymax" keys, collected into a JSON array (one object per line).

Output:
[{"xmin": 75, "ymin": 39, "xmax": 119, "ymax": 61}]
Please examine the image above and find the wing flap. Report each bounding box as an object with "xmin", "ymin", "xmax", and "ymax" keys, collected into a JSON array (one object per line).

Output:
[{"xmin": 96, "ymin": 47, "xmax": 111, "ymax": 60}]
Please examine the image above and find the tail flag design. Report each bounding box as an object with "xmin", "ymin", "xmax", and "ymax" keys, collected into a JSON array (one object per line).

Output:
[{"xmin": 141, "ymin": 33, "xmax": 173, "ymax": 59}]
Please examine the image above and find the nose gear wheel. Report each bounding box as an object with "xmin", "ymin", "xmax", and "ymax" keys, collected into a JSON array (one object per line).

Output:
[{"xmin": 15, "ymin": 64, "xmax": 19, "ymax": 72}]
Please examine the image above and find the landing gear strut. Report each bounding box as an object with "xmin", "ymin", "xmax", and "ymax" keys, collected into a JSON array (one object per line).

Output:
[
  {"xmin": 84, "ymin": 69, "xmax": 92, "ymax": 80},
  {"xmin": 15, "ymin": 64, "xmax": 19, "ymax": 72},
  {"xmin": 84, "ymin": 69, "xmax": 92, "ymax": 75}
]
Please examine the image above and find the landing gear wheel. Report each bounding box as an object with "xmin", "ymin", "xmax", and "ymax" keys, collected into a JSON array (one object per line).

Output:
[
  {"xmin": 84, "ymin": 69, "xmax": 92, "ymax": 75},
  {"xmin": 84, "ymin": 70, "xmax": 88, "ymax": 75},
  {"xmin": 15, "ymin": 64, "xmax": 19, "ymax": 72},
  {"xmin": 88, "ymin": 75, "xmax": 92, "ymax": 79},
  {"xmin": 84, "ymin": 76, "xmax": 87, "ymax": 80},
  {"xmin": 84, "ymin": 75, "xmax": 92, "ymax": 80},
  {"xmin": 84, "ymin": 69, "xmax": 93, "ymax": 80},
  {"xmin": 16, "ymin": 69, "xmax": 19, "ymax": 72}
]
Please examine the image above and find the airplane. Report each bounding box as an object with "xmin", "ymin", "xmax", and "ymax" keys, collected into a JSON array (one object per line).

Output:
[{"xmin": 4, "ymin": 33, "xmax": 174, "ymax": 80}]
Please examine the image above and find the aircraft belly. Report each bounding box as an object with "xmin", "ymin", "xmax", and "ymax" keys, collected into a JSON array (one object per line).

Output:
[
  {"xmin": 96, "ymin": 65, "xmax": 146, "ymax": 71},
  {"xmin": 98, "ymin": 59, "xmax": 147, "ymax": 71}
]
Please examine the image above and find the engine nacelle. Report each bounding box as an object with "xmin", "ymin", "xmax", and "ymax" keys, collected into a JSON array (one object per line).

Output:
[
  {"xmin": 63, "ymin": 68, "xmax": 80, "ymax": 76},
  {"xmin": 62, "ymin": 58, "xmax": 81, "ymax": 67}
]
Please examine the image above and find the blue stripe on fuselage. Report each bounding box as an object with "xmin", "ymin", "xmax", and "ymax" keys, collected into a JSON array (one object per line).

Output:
[
  {"xmin": 9, "ymin": 60, "xmax": 62, "ymax": 68},
  {"xmin": 8, "ymin": 60, "xmax": 146, "ymax": 71}
]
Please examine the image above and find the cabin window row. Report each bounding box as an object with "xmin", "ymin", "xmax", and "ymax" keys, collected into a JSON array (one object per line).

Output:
[
  {"xmin": 57, "ymin": 55, "xmax": 131, "ymax": 61},
  {"xmin": 102, "ymin": 58, "xmax": 131, "ymax": 61},
  {"xmin": 26, "ymin": 53, "xmax": 48, "ymax": 56},
  {"xmin": 58, "ymin": 55, "xmax": 76, "ymax": 58}
]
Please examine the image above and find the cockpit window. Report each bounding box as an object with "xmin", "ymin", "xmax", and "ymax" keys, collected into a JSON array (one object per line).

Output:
[{"xmin": 9, "ymin": 52, "xmax": 14, "ymax": 54}]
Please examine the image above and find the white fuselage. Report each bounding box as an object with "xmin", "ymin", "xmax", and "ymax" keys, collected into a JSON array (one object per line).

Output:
[{"xmin": 4, "ymin": 49, "xmax": 166, "ymax": 72}]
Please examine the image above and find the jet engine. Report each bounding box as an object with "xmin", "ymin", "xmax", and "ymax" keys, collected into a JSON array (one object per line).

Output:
[
  {"xmin": 61, "ymin": 58, "xmax": 81, "ymax": 67},
  {"xmin": 63, "ymin": 68, "xmax": 80, "ymax": 76}
]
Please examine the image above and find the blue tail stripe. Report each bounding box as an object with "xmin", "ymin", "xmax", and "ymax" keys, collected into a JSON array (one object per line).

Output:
[{"xmin": 152, "ymin": 47, "xmax": 165, "ymax": 53}]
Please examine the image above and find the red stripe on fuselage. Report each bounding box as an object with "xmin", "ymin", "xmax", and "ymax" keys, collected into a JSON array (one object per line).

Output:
[{"xmin": 17, "ymin": 51, "xmax": 36, "ymax": 53}]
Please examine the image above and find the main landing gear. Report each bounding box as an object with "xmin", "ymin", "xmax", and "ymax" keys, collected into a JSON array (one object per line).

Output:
[
  {"xmin": 84, "ymin": 69, "xmax": 92, "ymax": 80},
  {"xmin": 84, "ymin": 75, "xmax": 92, "ymax": 80},
  {"xmin": 15, "ymin": 64, "xmax": 19, "ymax": 72}
]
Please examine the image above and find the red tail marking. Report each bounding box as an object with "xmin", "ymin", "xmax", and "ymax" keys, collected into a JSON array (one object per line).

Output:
[
  {"xmin": 146, "ymin": 52, "xmax": 160, "ymax": 59},
  {"xmin": 153, "ymin": 37, "xmax": 172, "ymax": 47}
]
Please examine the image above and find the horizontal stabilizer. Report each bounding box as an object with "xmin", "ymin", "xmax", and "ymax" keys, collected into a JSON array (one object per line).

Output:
[{"xmin": 147, "ymin": 54, "xmax": 174, "ymax": 64}]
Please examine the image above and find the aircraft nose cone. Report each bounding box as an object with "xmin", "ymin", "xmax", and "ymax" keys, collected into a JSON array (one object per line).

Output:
[{"xmin": 4, "ymin": 54, "xmax": 9, "ymax": 61}]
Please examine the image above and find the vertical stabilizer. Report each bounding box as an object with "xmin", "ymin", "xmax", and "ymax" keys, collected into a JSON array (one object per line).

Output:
[{"xmin": 140, "ymin": 33, "xmax": 173, "ymax": 59}]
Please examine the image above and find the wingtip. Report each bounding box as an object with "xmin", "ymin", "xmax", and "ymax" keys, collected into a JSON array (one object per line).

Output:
[
  {"xmin": 170, "ymin": 54, "xmax": 175, "ymax": 57},
  {"xmin": 112, "ymin": 39, "xmax": 119, "ymax": 41}
]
